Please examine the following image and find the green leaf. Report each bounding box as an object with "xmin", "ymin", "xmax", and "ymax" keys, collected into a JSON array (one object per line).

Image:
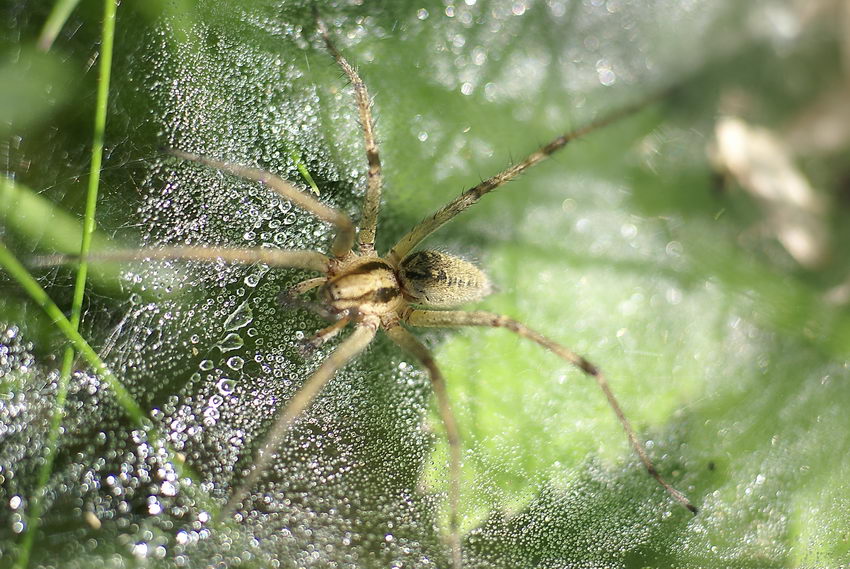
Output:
[{"xmin": 2, "ymin": 2, "xmax": 849, "ymax": 568}]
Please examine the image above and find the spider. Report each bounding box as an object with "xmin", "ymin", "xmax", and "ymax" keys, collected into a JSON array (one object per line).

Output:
[{"xmin": 90, "ymin": 19, "xmax": 696, "ymax": 569}]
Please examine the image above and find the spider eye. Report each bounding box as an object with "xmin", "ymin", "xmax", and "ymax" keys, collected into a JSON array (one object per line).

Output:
[{"xmin": 399, "ymin": 250, "xmax": 491, "ymax": 307}]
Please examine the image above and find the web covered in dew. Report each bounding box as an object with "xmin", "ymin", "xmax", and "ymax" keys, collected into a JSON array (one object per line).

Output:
[{"xmin": 3, "ymin": 1, "xmax": 846, "ymax": 568}]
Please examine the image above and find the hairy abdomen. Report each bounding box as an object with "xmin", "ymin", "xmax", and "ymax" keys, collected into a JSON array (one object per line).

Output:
[{"xmin": 399, "ymin": 250, "xmax": 491, "ymax": 307}]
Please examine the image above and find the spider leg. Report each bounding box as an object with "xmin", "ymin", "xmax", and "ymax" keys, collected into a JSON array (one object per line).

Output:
[
  {"xmin": 169, "ymin": 150, "xmax": 355, "ymax": 258},
  {"xmin": 221, "ymin": 320, "xmax": 378, "ymax": 519},
  {"xmin": 404, "ymin": 309, "xmax": 698, "ymax": 514},
  {"xmin": 317, "ymin": 19, "xmax": 383, "ymax": 255},
  {"xmin": 287, "ymin": 276, "xmax": 327, "ymax": 296},
  {"xmin": 388, "ymin": 92, "xmax": 668, "ymax": 263},
  {"xmin": 300, "ymin": 316, "xmax": 351, "ymax": 355},
  {"xmin": 39, "ymin": 247, "xmax": 330, "ymax": 273},
  {"xmin": 384, "ymin": 324, "xmax": 463, "ymax": 569}
]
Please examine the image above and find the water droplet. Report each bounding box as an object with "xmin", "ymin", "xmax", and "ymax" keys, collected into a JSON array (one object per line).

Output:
[
  {"xmin": 596, "ymin": 58, "xmax": 616, "ymax": 86},
  {"xmin": 199, "ymin": 359, "xmax": 214, "ymax": 371},
  {"xmin": 666, "ymin": 240, "xmax": 683, "ymax": 257},
  {"xmin": 218, "ymin": 333, "xmax": 244, "ymax": 352},
  {"xmin": 217, "ymin": 378, "xmax": 236, "ymax": 395},
  {"xmin": 132, "ymin": 542, "xmax": 149, "ymax": 558},
  {"xmin": 226, "ymin": 356, "xmax": 244, "ymax": 370},
  {"xmin": 223, "ymin": 302, "xmax": 253, "ymax": 331}
]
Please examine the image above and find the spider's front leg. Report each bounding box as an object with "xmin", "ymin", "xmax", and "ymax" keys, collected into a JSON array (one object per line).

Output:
[
  {"xmin": 387, "ymin": 93, "xmax": 669, "ymax": 264},
  {"xmin": 317, "ymin": 19, "xmax": 383, "ymax": 255},
  {"xmin": 221, "ymin": 319, "xmax": 378, "ymax": 519},
  {"xmin": 38, "ymin": 247, "xmax": 332, "ymax": 272},
  {"xmin": 403, "ymin": 308, "xmax": 698, "ymax": 514},
  {"xmin": 276, "ymin": 277, "xmax": 358, "ymax": 353},
  {"xmin": 169, "ymin": 150, "xmax": 356, "ymax": 258}
]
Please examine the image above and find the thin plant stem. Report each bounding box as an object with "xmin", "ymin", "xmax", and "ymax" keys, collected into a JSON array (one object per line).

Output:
[
  {"xmin": 291, "ymin": 149, "xmax": 321, "ymax": 195},
  {"xmin": 37, "ymin": 0, "xmax": 81, "ymax": 51},
  {"xmin": 0, "ymin": 243, "xmax": 210, "ymax": 558},
  {"xmin": 17, "ymin": 1, "xmax": 114, "ymax": 565},
  {"xmin": 0, "ymin": 242, "xmax": 149, "ymax": 434}
]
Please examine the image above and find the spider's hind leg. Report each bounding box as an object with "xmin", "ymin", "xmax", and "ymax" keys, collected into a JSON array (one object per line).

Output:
[
  {"xmin": 384, "ymin": 324, "xmax": 464, "ymax": 569},
  {"xmin": 404, "ymin": 308, "xmax": 698, "ymax": 515}
]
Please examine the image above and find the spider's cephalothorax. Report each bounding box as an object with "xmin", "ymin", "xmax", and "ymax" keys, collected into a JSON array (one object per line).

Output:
[
  {"xmin": 322, "ymin": 255, "xmax": 404, "ymax": 317},
  {"xmin": 97, "ymin": 17, "xmax": 696, "ymax": 569}
]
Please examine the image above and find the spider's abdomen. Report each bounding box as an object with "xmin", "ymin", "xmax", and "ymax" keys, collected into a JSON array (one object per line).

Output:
[
  {"xmin": 399, "ymin": 250, "xmax": 491, "ymax": 307},
  {"xmin": 323, "ymin": 257, "xmax": 402, "ymax": 315}
]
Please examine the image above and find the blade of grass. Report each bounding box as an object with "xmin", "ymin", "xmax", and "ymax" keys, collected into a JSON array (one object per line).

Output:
[
  {"xmin": 19, "ymin": 1, "xmax": 115, "ymax": 565},
  {"xmin": 0, "ymin": 177, "xmax": 112, "ymax": 253},
  {"xmin": 0, "ymin": 242, "xmax": 213, "ymax": 562},
  {"xmin": 0, "ymin": 176, "xmax": 126, "ymax": 292},
  {"xmin": 0, "ymin": 176, "xmax": 197, "ymax": 301},
  {"xmin": 0, "ymin": 240, "xmax": 211, "ymax": 477},
  {"xmin": 291, "ymin": 148, "xmax": 321, "ymax": 195},
  {"xmin": 37, "ymin": 0, "xmax": 81, "ymax": 52},
  {"xmin": 0, "ymin": 242, "xmax": 150, "ymax": 428}
]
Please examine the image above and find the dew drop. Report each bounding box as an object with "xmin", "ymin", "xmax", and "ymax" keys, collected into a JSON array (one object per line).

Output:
[
  {"xmin": 223, "ymin": 302, "xmax": 253, "ymax": 331},
  {"xmin": 218, "ymin": 333, "xmax": 244, "ymax": 352},
  {"xmin": 217, "ymin": 378, "xmax": 236, "ymax": 395},
  {"xmin": 596, "ymin": 58, "xmax": 616, "ymax": 86}
]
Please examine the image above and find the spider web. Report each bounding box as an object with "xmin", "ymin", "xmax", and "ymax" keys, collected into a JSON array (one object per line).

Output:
[{"xmin": 2, "ymin": 1, "xmax": 850, "ymax": 568}]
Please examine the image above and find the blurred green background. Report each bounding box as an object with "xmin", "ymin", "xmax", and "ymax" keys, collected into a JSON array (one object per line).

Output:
[{"xmin": 1, "ymin": 0, "xmax": 850, "ymax": 567}]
